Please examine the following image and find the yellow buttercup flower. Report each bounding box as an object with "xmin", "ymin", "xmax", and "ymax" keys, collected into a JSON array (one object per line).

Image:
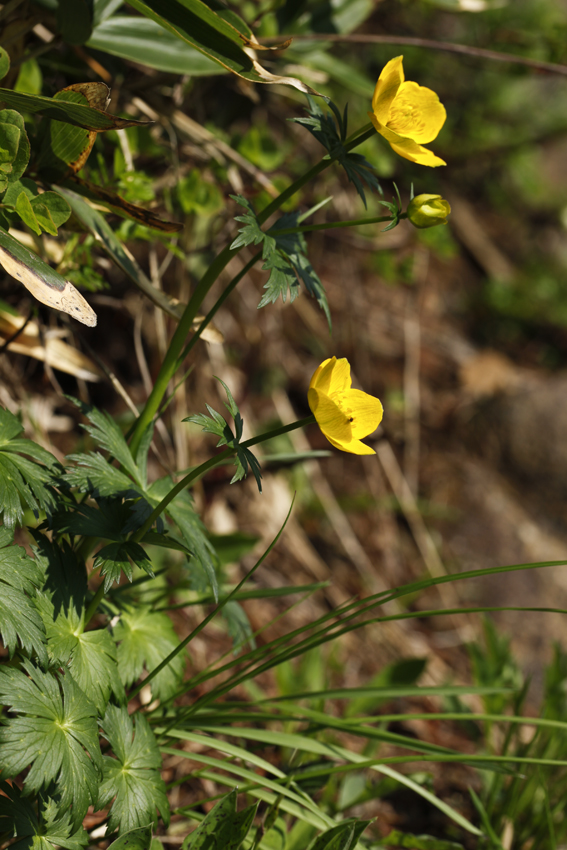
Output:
[
  {"xmin": 368, "ymin": 55, "xmax": 446, "ymax": 167},
  {"xmin": 407, "ymin": 194, "xmax": 451, "ymax": 228},
  {"xmin": 308, "ymin": 357, "xmax": 383, "ymax": 456}
]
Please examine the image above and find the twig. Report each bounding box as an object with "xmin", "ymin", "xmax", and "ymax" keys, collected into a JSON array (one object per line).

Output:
[
  {"xmin": 403, "ymin": 297, "xmax": 422, "ymax": 498},
  {"xmin": 0, "ymin": 309, "xmax": 33, "ymax": 354},
  {"xmin": 260, "ymin": 33, "xmax": 567, "ymax": 77}
]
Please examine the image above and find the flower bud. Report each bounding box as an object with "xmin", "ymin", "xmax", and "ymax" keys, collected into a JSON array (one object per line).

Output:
[{"xmin": 407, "ymin": 194, "xmax": 451, "ymax": 229}]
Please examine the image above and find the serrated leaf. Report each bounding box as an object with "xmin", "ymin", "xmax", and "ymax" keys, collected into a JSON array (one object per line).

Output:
[
  {"xmin": 65, "ymin": 451, "xmax": 142, "ymax": 499},
  {"xmin": 113, "ymin": 607, "xmax": 184, "ymax": 701},
  {"xmin": 0, "ymin": 662, "xmax": 101, "ymax": 827},
  {"xmin": 107, "ymin": 826, "xmax": 153, "ymax": 850},
  {"xmin": 0, "ymin": 406, "xmax": 60, "ymax": 527},
  {"xmin": 291, "ymin": 97, "xmax": 380, "ymax": 207},
  {"xmin": 98, "ymin": 705, "xmax": 169, "ymax": 833},
  {"xmin": 160, "ymin": 485, "xmax": 218, "ymax": 601},
  {"xmin": 95, "ymin": 540, "xmax": 155, "ymax": 591},
  {"xmin": 0, "ymin": 785, "xmax": 89, "ymax": 850},
  {"xmin": 37, "ymin": 597, "xmax": 125, "ymax": 713},
  {"xmin": 0, "ymin": 526, "xmax": 46, "ymax": 663},
  {"xmin": 229, "ymin": 195, "xmax": 274, "ymax": 251},
  {"xmin": 49, "ymin": 498, "xmax": 138, "ymax": 541},
  {"xmin": 31, "ymin": 530, "xmax": 87, "ymax": 617},
  {"xmin": 70, "ymin": 398, "xmax": 142, "ymax": 483},
  {"xmin": 182, "ymin": 789, "xmax": 257, "ymax": 849}
]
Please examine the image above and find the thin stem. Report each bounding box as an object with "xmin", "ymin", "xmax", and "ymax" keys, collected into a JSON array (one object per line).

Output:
[
  {"xmin": 273, "ymin": 214, "xmax": 399, "ymax": 236},
  {"xmin": 178, "ymin": 250, "xmax": 262, "ymax": 363},
  {"xmin": 127, "ymin": 127, "xmax": 376, "ymax": 455},
  {"xmin": 84, "ymin": 581, "xmax": 105, "ymax": 626},
  {"xmin": 131, "ymin": 415, "xmax": 315, "ymax": 543}
]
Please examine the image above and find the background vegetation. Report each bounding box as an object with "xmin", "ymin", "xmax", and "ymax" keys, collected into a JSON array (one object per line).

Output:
[{"xmin": 2, "ymin": 0, "xmax": 567, "ymax": 848}]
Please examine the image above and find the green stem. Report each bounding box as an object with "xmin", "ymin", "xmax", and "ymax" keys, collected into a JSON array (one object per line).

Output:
[
  {"xmin": 127, "ymin": 127, "xmax": 377, "ymax": 455},
  {"xmin": 178, "ymin": 250, "xmax": 262, "ymax": 363},
  {"xmin": 273, "ymin": 213, "xmax": 403, "ymax": 236},
  {"xmin": 131, "ymin": 415, "xmax": 315, "ymax": 543},
  {"xmin": 84, "ymin": 581, "xmax": 105, "ymax": 626}
]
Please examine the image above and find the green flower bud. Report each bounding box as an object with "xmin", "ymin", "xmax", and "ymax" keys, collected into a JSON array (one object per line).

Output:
[{"xmin": 407, "ymin": 194, "xmax": 451, "ymax": 229}]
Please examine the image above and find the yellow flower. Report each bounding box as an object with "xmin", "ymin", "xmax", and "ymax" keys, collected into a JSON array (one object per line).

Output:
[
  {"xmin": 308, "ymin": 357, "xmax": 383, "ymax": 456},
  {"xmin": 407, "ymin": 194, "xmax": 451, "ymax": 228},
  {"xmin": 368, "ymin": 55, "xmax": 446, "ymax": 167}
]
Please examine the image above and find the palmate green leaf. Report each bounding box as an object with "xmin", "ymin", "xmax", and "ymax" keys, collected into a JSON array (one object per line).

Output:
[
  {"xmin": 88, "ymin": 16, "xmax": 224, "ymax": 76},
  {"xmin": 0, "ymin": 526, "xmax": 47, "ymax": 662},
  {"xmin": 98, "ymin": 705, "xmax": 169, "ymax": 833},
  {"xmin": 65, "ymin": 451, "xmax": 141, "ymax": 499},
  {"xmin": 107, "ymin": 826, "xmax": 153, "ymax": 850},
  {"xmin": 113, "ymin": 606, "xmax": 184, "ymax": 701},
  {"xmin": 37, "ymin": 593, "xmax": 125, "ymax": 714},
  {"xmin": 95, "ymin": 540, "xmax": 155, "ymax": 592},
  {"xmin": 0, "ymin": 405, "xmax": 60, "ymax": 527},
  {"xmin": 183, "ymin": 789, "xmax": 257, "ymax": 850},
  {"xmin": 0, "ymin": 786, "xmax": 89, "ymax": 850},
  {"xmin": 31, "ymin": 530, "xmax": 87, "ymax": 617},
  {"xmin": 0, "ymin": 110, "xmax": 30, "ymax": 183},
  {"xmin": 0, "ymin": 661, "xmax": 101, "ymax": 827}
]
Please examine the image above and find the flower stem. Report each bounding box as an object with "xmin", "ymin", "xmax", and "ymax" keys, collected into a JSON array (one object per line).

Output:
[
  {"xmin": 128, "ymin": 125, "xmax": 377, "ymax": 456},
  {"xmin": 273, "ymin": 214, "xmax": 398, "ymax": 236},
  {"xmin": 131, "ymin": 415, "xmax": 315, "ymax": 543},
  {"xmin": 84, "ymin": 581, "xmax": 105, "ymax": 626}
]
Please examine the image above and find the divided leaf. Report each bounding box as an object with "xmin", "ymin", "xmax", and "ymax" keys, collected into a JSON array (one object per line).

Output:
[
  {"xmin": 291, "ymin": 97, "xmax": 381, "ymax": 208},
  {"xmin": 113, "ymin": 607, "xmax": 185, "ymax": 701},
  {"xmin": 98, "ymin": 705, "xmax": 169, "ymax": 833},
  {"xmin": 0, "ymin": 786, "xmax": 89, "ymax": 850},
  {"xmin": 230, "ymin": 196, "xmax": 330, "ymax": 326},
  {"xmin": 95, "ymin": 540, "xmax": 155, "ymax": 592},
  {"xmin": 37, "ymin": 596, "xmax": 125, "ymax": 714},
  {"xmin": 0, "ymin": 662, "xmax": 101, "ymax": 827},
  {"xmin": 0, "ymin": 526, "xmax": 46, "ymax": 663}
]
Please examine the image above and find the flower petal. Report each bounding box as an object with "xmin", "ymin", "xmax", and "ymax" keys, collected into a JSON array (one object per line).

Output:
[
  {"xmin": 338, "ymin": 389, "xmax": 383, "ymax": 439},
  {"xmin": 309, "ymin": 356, "xmax": 351, "ymax": 395},
  {"xmin": 389, "ymin": 138, "xmax": 446, "ymax": 167},
  {"xmin": 308, "ymin": 388, "xmax": 352, "ymax": 443},
  {"xmin": 371, "ymin": 55, "xmax": 404, "ymax": 124},
  {"xmin": 326, "ymin": 433, "xmax": 376, "ymax": 455},
  {"xmin": 387, "ymin": 81, "xmax": 446, "ymax": 144}
]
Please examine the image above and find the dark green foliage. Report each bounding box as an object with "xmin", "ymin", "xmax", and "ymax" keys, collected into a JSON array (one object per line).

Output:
[
  {"xmin": 94, "ymin": 540, "xmax": 155, "ymax": 591},
  {"xmin": 0, "ymin": 662, "xmax": 101, "ymax": 827},
  {"xmin": 290, "ymin": 97, "xmax": 381, "ymax": 207},
  {"xmin": 182, "ymin": 790, "xmax": 257, "ymax": 849},
  {"xmin": 306, "ymin": 820, "xmax": 371, "ymax": 850},
  {"xmin": 0, "ymin": 406, "xmax": 60, "ymax": 528},
  {"xmin": 185, "ymin": 377, "xmax": 263, "ymax": 493},
  {"xmin": 0, "ymin": 784, "xmax": 89, "ymax": 850},
  {"xmin": 230, "ymin": 196, "xmax": 330, "ymax": 324},
  {"xmin": 0, "ymin": 526, "xmax": 47, "ymax": 662},
  {"xmin": 381, "ymin": 832, "xmax": 465, "ymax": 850},
  {"xmin": 98, "ymin": 705, "xmax": 170, "ymax": 833}
]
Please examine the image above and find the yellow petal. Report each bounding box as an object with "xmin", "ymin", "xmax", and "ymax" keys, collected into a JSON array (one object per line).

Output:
[
  {"xmin": 308, "ymin": 388, "xmax": 352, "ymax": 442},
  {"xmin": 371, "ymin": 55, "xmax": 404, "ymax": 124},
  {"xmin": 309, "ymin": 357, "xmax": 333, "ymax": 391},
  {"xmin": 337, "ymin": 389, "xmax": 383, "ymax": 439},
  {"xmin": 309, "ymin": 356, "xmax": 352, "ymax": 395},
  {"xmin": 326, "ymin": 433, "xmax": 376, "ymax": 455},
  {"xmin": 387, "ymin": 81, "xmax": 446, "ymax": 144},
  {"xmin": 389, "ymin": 138, "xmax": 446, "ymax": 167}
]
